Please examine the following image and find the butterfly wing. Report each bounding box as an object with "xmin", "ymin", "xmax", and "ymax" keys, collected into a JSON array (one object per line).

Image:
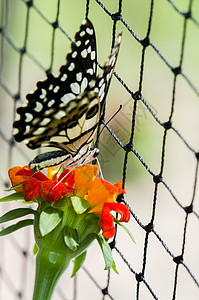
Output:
[
  {"xmin": 25, "ymin": 89, "xmax": 100, "ymax": 153},
  {"xmin": 93, "ymin": 31, "xmax": 122, "ymax": 106},
  {"xmin": 13, "ymin": 19, "xmax": 97, "ymax": 149},
  {"xmin": 28, "ymin": 90, "xmax": 100, "ymax": 170},
  {"xmin": 13, "ymin": 19, "xmax": 122, "ymax": 170}
]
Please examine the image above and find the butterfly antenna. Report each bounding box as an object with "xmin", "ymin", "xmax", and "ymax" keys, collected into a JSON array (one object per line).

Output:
[{"xmin": 99, "ymin": 104, "xmax": 122, "ymax": 137}]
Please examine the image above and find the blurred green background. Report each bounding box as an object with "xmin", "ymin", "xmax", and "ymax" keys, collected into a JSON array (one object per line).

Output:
[{"xmin": 0, "ymin": 1, "xmax": 199, "ymax": 299}]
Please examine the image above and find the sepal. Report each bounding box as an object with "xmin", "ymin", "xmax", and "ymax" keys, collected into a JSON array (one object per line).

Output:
[
  {"xmin": 114, "ymin": 218, "xmax": 136, "ymax": 243},
  {"xmin": 64, "ymin": 227, "xmax": 79, "ymax": 251},
  {"xmin": 70, "ymin": 196, "xmax": 90, "ymax": 213},
  {"xmin": 39, "ymin": 207, "xmax": 63, "ymax": 236},
  {"xmin": 33, "ymin": 243, "xmax": 39, "ymax": 255},
  {"xmin": 95, "ymin": 234, "xmax": 113, "ymax": 270},
  {"xmin": 71, "ymin": 251, "xmax": 87, "ymax": 277}
]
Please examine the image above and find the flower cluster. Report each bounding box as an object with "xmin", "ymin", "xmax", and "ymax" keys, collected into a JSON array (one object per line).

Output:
[
  {"xmin": 8, "ymin": 164, "xmax": 130, "ymax": 239},
  {"xmin": 0, "ymin": 164, "xmax": 134, "ymax": 300}
]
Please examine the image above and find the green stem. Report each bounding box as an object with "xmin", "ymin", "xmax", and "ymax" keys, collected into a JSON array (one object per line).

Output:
[{"xmin": 33, "ymin": 248, "xmax": 71, "ymax": 300}]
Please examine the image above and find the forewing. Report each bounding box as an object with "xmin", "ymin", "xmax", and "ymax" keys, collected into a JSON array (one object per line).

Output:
[
  {"xmin": 13, "ymin": 19, "xmax": 97, "ymax": 148},
  {"xmin": 19, "ymin": 90, "xmax": 100, "ymax": 153},
  {"xmin": 94, "ymin": 31, "xmax": 122, "ymax": 106}
]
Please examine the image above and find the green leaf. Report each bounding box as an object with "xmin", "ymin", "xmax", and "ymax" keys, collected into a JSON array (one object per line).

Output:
[
  {"xmin": 95, "ymin": 235, "xmax": 113, "ymax": 270},
  {"xmin": 71, "ymin": 196, "xmax": 90, "ymax": 214},
  {"xmin": 112, "ymin": 260, "xmax": 119, "ymax": 274},
  {"xmin": 64, "ymin": 226, "xmax": 79, "ymax": 251},
  {"xmin": 71, "ymin": 251, "xmax": 87, "ymax": 277},
  {"xmin": 33, "ymin": 243, "xmax": 39, "ymax": 255},
  {"xmin": 4, "ymin": 185, "xmax": 23, "ymax": 191},
  {"xmin": 0, "ymin": 219, "xmax": 33, "ymax": 236},
  {"xmin": 39, "ymin": 207, "xmax": 63, "ymax": 236},
  {"xmin": 0, "ymin": 208, "xmax": 36, "ymax": 224},
  {"xmin": 114, "ymin": 219, "xmax": 136, "ymax": 243},
  {"xmin": 0, "ymin": 191, "xmax": 25, "ymax": 202}
]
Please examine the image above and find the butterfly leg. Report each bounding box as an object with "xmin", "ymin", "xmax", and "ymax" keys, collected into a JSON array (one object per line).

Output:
[{"xmin": 94, "ymin": 157, "xmax": 104, "ymax": 179}]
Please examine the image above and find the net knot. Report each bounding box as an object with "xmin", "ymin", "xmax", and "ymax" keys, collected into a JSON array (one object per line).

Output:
[
  {"xmin": 124, "ymin": 143, "xmax": 133, "ymax": 152},
  {"xmin": 144, "ymin": 222, "xmax": 154, "ymax": 233},
  {"xmin": 183, "ymin": 11, "xmax": 192, "ymax": 19},
  {"xmin": 4, "ymin": 181, "xmax": 10, "ymax": 189},
  {"xmin": 102, "ymin": 287, "xmax": 108, "ymax": 295},
  {"xmin": 163, "ymin": 120, "xmax": 172, "ymax": 130},
  {"xmin": 153, "ymin": 174, "xmax": 162, "ymax": 184},
  {"xmin": 23, "ymin": 250, "xmax": 28, "ymax": 257},
  {"xmin": 109, "ymin": 240, "xmax": 116, "ymax": 250},
  {"xmin": 141, "ymin": 36, "xmax": 150, "ymax": 47},
  {"xmin": 111, "ymin": 12, "xmax": 122, "ymax": 21},
  {"xmin": 10, "ymin": 137, "xmax": 15, "ymax": 146},
  {"xmin": 26, "ymin": 0, "xmax": 33, "ymax": 7},
  {"xmin": 52, "ymin": 21, "xmax": 59, "ymax": 29},
  {"xmin": 117, "ymin": 193, "xmax": 124, "ymax": 203},
  {"xmin": 172, "ymin": 66, "xmax": 181, "ymax": 75},
  {"xmin": 133, "ymin": 91, "xmax": 142, "ymax": 101},
  {"xmin": 17, "ymin": 291, "xmax": 23, "ymax": 298},
  {"xmin": 184, "ymin": 204, "xmax": 193, "ymax": 214},
  {"xmin": 195, "ymin": 152, "xmax": 199, "ymax": 160},
  {"xmin": 20, "ymin": 47, "xmax": 26, "ymax": 55},
  {"xmin": 135, "ymin": 272, "xmax": 143, "ymax": 282},
  {"xmin": 173, "ymin": 255, "xmax": 183, "ymax": 264},
  {"xmin": 14, "ymin": 93, "xmax": 20, "ymax": 102}
]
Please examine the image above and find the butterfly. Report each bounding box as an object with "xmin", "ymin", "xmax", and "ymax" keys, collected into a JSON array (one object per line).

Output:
[{"xmin": 13, "ymin": 19, "xmax": 122, "ymax": 170}]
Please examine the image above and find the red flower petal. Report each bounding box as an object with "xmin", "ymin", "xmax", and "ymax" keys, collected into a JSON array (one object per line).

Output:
[
  {"xmin": 22, "ymin": 178, "xmax": 41, "ymax": 202},
  {"xmin": 16, "ymin": 167, "xmax": 48, "ymax": 181},
  {"xmin": 99, "ymin": 202, "xmax": 130, "ymax": 239},
  {"xmin": 58, "ymin": 169, "xmax": 75, "ymax": 186},
  {"xmin": 99, "ymin": 206, "xmax": 115, "ymax": 239},
  {"xmin": 40, "ymin": 181, "xmax": 74, "ymax": 202}
]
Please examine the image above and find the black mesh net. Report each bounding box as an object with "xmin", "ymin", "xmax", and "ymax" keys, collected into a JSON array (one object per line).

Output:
[{"xmin": 0, "ymin": 0, "xmax": 199, "ymax": 299}]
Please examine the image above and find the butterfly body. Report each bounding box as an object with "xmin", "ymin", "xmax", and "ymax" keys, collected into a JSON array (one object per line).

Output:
[
  {"xmin": 13, "ymin": 19, "xmax": 121, "ymax": 170},
  {"xmin": 29, "ymin": 147, "xmax": 99, "ymax": 170}
]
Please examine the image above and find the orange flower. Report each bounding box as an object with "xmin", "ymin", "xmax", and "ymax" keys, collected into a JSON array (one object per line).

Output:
[
  {"xmin": 74, "ymin": 164, "xmax": 98, "ymax": 198},
  {"xmin": 86, "ymin": 178, "xmax": 124, "ymax": 213},
  {"xmin": 8, "ymin": 164, "xmax": 130, "ymax": 238},
  {"xmin": 73, "ymin": 165, "xmax": 129, "ymax": 238}
]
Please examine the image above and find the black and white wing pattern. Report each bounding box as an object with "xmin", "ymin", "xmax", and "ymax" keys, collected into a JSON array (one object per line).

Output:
[{"xmin": 13, "ymin": 19, "xmax": 121, "ymax": 170}]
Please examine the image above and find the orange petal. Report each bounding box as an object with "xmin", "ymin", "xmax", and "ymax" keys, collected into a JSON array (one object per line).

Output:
[
  {"xmin": 87, "ymin": 178, "xmax": 119, "ymax": 213},
  {"xmin": 47, "ymin": 166, "xmax": 59, "ymax": 180},
  {"xmin": 8, "ymin": 166, "xmax": 30, "ymax": 191},
  {"xmin": 75, "ymin": 164, "xmax": 98, "ymax": 198}
]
